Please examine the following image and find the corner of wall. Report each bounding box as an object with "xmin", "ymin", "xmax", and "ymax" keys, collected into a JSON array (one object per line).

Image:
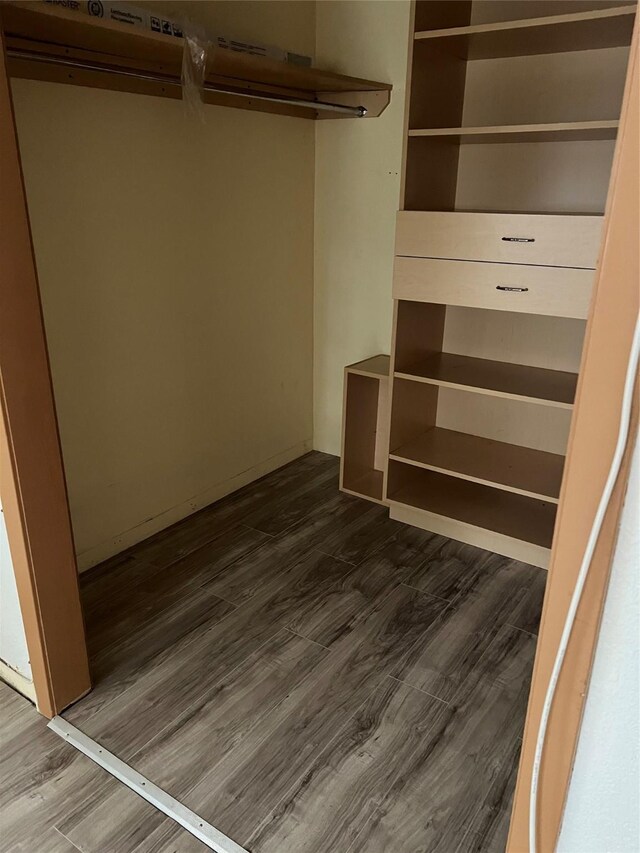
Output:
[{"xmin": 312, "ymin": 1, "xmax": 411, "ymax": 456}]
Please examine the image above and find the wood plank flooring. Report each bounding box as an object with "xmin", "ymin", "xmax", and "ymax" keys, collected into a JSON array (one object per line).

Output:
[
  {"xmin": 0, "ymin": 451, "xmax": 547, "ymax": 853},
  {"xmin": 0, "ymin": 681, "xmax": 199, "ymax": 852}
]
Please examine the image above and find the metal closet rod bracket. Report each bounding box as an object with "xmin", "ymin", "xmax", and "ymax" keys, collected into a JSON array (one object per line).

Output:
[{"xmin": 6, "ymin": 49, "xmax": 369, "ymax": 117}]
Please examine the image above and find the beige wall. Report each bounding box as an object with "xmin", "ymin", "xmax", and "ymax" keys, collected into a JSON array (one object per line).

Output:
[
  {"xmin": 11, "ymin": 0, "xmax": 405, "ymax": 564},
  {"xmin": 11, "ymin": 1, "xmax": 315, "ymax": 569},
  {"xmin": 147, "ymin": 0, "xmax": 315, "ymax": 56},
  {"xmin": 313, "ymin": 0, "xmax": 411, "ymax": 455}
]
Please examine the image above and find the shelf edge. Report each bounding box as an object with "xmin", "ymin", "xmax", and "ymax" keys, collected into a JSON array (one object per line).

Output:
[
  {"xmin": 408, "ymin": 120, "xmax": 620, "ymax": 138},
  {"xmin": 414, "ymin": 5, "xmax": 637, "ymax": 42}
]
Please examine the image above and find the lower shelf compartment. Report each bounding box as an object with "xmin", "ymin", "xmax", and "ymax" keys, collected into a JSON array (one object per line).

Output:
[
  {"xmin": 342, "ymin": 469, "xmax": 385, "ymax": 503},
  {"xmin": 389, "ymin": 501, "xmax": 550, "ymax": 569},
  {"xmin": 389, "ymin": 426, "xmax": 564, "ymax": 502},
  {"xmin": 387, "ymin": 461, "xmax": 556, "ymax": 554}
]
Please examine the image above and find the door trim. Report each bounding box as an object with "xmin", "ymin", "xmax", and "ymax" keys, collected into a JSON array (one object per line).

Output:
[
  {"xmin": 0, "ymin": 31, "xmax": 90, "ymax": 717},
  {"xmin": 507, "ymin": 18, "xmax": 639, "ymax": 852}
]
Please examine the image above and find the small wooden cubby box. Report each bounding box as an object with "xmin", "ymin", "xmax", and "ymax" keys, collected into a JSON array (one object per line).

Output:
[
  {"xmin": 341, "ymin": 0, "xmax": 637, "ymax": 569},
  {"xmin": 340, "ymin": 355, "xmax": 390, "ymax": 505}
]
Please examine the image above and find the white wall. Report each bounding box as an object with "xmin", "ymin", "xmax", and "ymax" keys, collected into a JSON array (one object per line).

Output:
[
  {"xmin": 558, "ymin": 440, "xmax": 640, "ymax": 852},
  {"xmin": 313, "ymin": 0, "xmax": 411, "ymax": 455},
  {"xmin": 0, "ymin": 501, "xmax": 32, "ymax": 683}
]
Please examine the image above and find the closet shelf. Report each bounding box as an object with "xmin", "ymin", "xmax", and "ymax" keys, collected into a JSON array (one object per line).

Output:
[
  {"xmin": 387, "ymin": 465, "xmax": 557, "ymax": 549},
  {"xmin": 394, "ymin": 352, "xmax": 578, "ymax": 408},
  {"xmin": 346, "ymin": 355, "xmax": 390, "ymax": 379},
  {"xmin": 414, "ymin": 5, "xmax": 637, "ymax": 59},
  {"xmin": 408, "ymin": 121, "xmax": 619, "ymax": 144},
  {"xmin": 0, "ymin": 1, "xmax": 392, "ymax": 120},
  {"xmin": 389, "ymin": 426, "xmax": 564, "ymax": 502}
]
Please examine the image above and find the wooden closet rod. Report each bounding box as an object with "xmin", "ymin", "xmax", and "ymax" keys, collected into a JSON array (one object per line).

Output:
[{"xmin": 6, "ymin": 48, "xmax": 368, "ymax": 116}]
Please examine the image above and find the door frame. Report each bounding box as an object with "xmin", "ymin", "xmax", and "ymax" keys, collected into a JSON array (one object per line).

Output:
[
  {"xmin": 0, "ymin": 30, "xmax": 90, "ymax": 717},
  {"xmin": 508, "ymin": 18, "xmax": 639, "ymax": 852}
]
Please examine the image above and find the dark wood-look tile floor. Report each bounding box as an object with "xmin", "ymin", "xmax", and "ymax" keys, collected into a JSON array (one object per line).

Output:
[{"xmin": 0, "ymin": 451, "xmax": 547, "ymax": 853}]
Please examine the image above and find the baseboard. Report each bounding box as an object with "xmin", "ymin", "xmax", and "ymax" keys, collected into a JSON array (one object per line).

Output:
[
  {"xmin": 76, "ymin": 439, "xmax": 312, "ymax": 572},
  {"xmin": 0, "ymin": 660, "xmax": 36, "ymax": 703}
]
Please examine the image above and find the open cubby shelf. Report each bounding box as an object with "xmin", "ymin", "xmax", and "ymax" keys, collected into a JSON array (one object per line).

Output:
[
  {"xmin": 389, "ymin": 425, "xmax": 565, "ymax": 502},
  {"xmin": 340, "ymin": 356, "xmax": 390, "ymax": 505},
  {"xmin": 394, "ymin": 352, "xmax": 578, "ymax": 408},
  {"xmin": 404, "ymin": 0, "xmax": 634, "ymax": 214},
  {"xmin": 404, "ymin": 134, "xmax": 618, "ymax": 213},
  {"xmin": 414, "ymin": 4, "xmax": 636, "ymax": 57},
  {"xmin": 387, "ymin": 462, "xmax": 557, "ymax": 549}
]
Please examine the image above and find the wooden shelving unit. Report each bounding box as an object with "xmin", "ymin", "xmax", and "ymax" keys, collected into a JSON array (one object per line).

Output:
[
  {"xmin": 341, "ymin": 0, "xmax": 636, "ymax": 569},
  {"xmin": 0, "ymin": 1, "xmax": 392, "ymax": 120}
]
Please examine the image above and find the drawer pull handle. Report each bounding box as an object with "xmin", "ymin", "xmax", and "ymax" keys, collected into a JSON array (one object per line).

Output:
[
  {"xmin": 497, "ymin": 286, "xmax": 529, "ymax": 293},
  {"xmin": 501, "ymin": 236, "xmax": 535, "ymax": 243}
]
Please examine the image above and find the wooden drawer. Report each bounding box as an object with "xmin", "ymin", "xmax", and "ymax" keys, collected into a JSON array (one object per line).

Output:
[
  {"xmin": 395, "ymin": 211, "xmax": 603, "ymax": 269},
  {"xmin": 393, "ymin": 256, "xmax": 594, "ymax": 319}
]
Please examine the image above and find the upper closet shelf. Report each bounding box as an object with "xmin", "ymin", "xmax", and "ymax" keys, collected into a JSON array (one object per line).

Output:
[
  {"xmin": 408, "ymin": 120, "xmax": 619, "ymax": 143},
  {"xmin": 0, "ymin": 1, "xmax": 392, "ymax": 120},
  {"xmin": 414, "ymin": 4, "xmax": 637, "ymax": 59}
]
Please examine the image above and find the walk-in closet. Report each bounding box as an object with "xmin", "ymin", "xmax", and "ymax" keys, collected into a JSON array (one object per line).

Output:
[{"xmin": 1, "ymin": 1, "xmax": 638, "ymax": 852}]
